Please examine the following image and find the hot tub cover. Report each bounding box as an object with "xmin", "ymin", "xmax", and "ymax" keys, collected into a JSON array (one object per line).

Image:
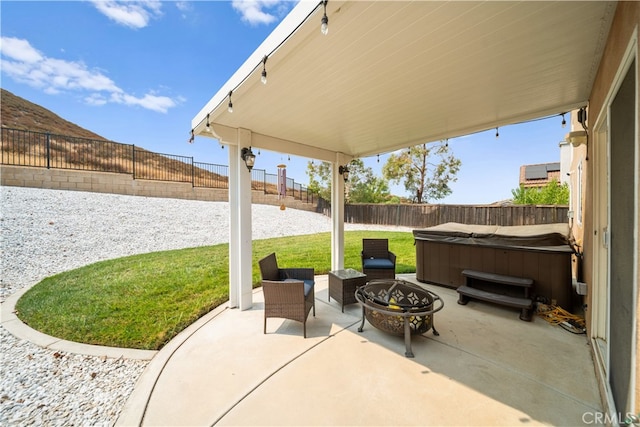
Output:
[{"xmin": 413, "ymin": 222, "xmax": 575, "ymax": 253}]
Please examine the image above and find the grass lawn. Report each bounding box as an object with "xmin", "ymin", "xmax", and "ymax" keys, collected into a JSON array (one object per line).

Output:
[{"xmin": 15, "ymin": 231, "xmax": 415, "ymax": 350}]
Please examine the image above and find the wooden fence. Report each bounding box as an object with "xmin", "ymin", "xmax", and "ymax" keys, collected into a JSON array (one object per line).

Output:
[{"xmin": 317, "ymin": 200, "xmax": 569, "ymax": 228}]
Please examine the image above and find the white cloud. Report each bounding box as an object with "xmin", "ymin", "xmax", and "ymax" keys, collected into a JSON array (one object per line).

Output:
[
  {"xmin": 0, "ymin": 36, "xmax": 179, "ymax": 113},
  {"xmin": 0, "ymin": 36, "xmax": 43, "ymax": 63},
  {"xmin": 175, "ymin": 1, "xmax": 192, "ymax": 13},
  {"xmin": 111, "ymin": 92, "xmax": 178, "ymax": 114},
  {"xmin": 175, "ymin": 1, "xmax": 193, "ymax": 20},
  {"xmin": 232, "ymin": 0, "xmax": 292, "ymax": 25},
  {"xmin": 90, "ymin": 0, "xmax": 162, "ymax": 29},
  {"xmin": 85, "ymin": 93, "xmax": 108, "ymax": 106}
]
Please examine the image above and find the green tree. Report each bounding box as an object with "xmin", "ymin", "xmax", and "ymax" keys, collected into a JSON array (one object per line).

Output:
[
  {"xmin": 306, "ymin": 159, "xmax": 391, "ymax": 203},
  {"xmin": 511, "ymin": 179, "xmax": 569, "ymax": 205},
  {"xmin": 382, "ymin": 141, "xmax": 461, "ymax": 203},
  {"xmin": 306, "ymin": 160, "xmax": 332, "ymax": 200}
]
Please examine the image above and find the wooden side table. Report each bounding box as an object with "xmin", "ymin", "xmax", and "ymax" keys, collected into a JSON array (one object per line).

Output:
[{"xmin": 328, "ymin": 269, "xmax": 367, "ymax": 312}]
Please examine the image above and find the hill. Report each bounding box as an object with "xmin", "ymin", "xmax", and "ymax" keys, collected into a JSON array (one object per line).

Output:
[
  {"xmin": 0, "ymin": 89, "xmax": 232, "ymax": 187},
  {"xmin": 1, "ymin": 88, "xmax": 108, "ymax": 140}
]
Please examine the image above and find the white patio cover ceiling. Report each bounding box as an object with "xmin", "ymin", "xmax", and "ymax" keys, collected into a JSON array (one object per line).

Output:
[{"xmin": 192, "ymin": 1, "xmax": 616, "ymax": 162}]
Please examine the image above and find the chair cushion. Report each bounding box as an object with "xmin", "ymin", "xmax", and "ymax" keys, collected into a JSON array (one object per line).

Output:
[
  {"xmin": 303, "ymin": 280, "xmax": 314, "ymax": 297},
  {"xmin": 283, "ymin": 279, "xmax": 315, "ymax": 297},
  {"xmin": 363, "ymin": 258, "xmax": 394, "ymax": 269}
]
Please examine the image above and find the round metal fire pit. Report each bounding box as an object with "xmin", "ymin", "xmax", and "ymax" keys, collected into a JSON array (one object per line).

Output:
[{"xmin": 355, "ymin": 279, "xmax": 444, "ymax": 357}]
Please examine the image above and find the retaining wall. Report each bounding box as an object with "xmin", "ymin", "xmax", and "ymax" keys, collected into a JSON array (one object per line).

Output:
[{"xmin": 0, "ymin": 165, "xmax": 319, "ymax": 212}]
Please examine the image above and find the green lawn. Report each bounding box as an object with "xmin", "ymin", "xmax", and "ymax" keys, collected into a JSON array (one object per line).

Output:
[{"xmin": 16, "ymin": 231, "xmax": 415, "ymax": 350}]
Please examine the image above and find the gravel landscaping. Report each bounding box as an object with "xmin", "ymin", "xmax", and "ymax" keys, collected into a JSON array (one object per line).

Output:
[{"xmin": 0, "ymin": 186, "xmax": 410, "ymax": 425}]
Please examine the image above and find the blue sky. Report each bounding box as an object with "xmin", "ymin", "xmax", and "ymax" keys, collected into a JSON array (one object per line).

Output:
[{"xmin": 1, "ymin": 1, "xmax": 569, "ymax": 204}]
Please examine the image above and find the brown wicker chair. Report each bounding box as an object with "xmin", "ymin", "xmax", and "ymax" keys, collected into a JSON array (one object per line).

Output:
[
  {"xmin": 361, "ymin": 238, "xmax": 396, "ymax": 280},
  {"xmin": 259, "ymin": 252, "xmax": 315, "ymax": 338}
]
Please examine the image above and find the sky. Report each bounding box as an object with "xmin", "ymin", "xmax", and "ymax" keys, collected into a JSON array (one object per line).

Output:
[{"xmin": 0, "ymin": 1, "xmax": 570, "ymax": 204}]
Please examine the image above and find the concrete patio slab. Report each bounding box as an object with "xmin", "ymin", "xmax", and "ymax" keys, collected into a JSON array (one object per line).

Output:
[{"xmin": 117, "ymin": 274, "xmax": 603, "ymax": 426}]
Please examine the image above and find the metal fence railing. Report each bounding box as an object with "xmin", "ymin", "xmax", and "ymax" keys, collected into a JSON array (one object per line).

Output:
[{"xmin": 1, "ymin": 127, "xmax": 315, "ymax": 203}]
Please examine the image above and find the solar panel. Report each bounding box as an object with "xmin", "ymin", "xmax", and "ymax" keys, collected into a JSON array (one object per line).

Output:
[{"xmin": 525, "ymin": 165, "xmax": 548, "ymax": 180}]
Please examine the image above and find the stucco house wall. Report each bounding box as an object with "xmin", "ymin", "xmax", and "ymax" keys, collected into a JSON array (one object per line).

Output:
[{"xmin": 585, "ymin": 0, "xmax": 639, "ymax": 415}]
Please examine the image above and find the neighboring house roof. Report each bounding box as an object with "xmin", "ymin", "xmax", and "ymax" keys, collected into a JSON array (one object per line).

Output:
[{"xmin": 520, "ymin": 163, "xmax": 561, "ymax": 187}]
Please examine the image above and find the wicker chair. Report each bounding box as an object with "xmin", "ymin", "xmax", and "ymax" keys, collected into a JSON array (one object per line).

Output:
[
  {"xmin": 259, "ymin": 252, "xmax": 315, "ymax": 338},
  {"xmin": 361, "ymin": 238, "xmax": 396, "ymax": 280}
]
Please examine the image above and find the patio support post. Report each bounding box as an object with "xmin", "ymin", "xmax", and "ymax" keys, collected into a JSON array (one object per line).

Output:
[
  {"xmin": 228, "ymin": 144, "xmax": 240, "ymax": 309},
  {"xmin": 237, "ymin": 129, "xmax": 254, "ymax": 310},
  {"xmin": 228, "ymin": 130, "xmax": 254, "ymax": 311},
  {"xmin": 331, "ymin": 154, "xmax": 347, "ymax": 271}
]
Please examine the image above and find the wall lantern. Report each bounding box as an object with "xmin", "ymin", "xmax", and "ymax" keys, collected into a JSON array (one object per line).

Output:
[
  {"xmin": 338, "ymin": 165, "xmax": 349, "ymax": 182},
  {"xmin": 241, "ymin": 147, "xmax": 256, "ymax": 171}
]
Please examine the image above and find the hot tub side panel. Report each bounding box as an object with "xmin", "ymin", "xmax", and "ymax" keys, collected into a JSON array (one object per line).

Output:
[{"xmin": 414, "ymin": 238, "xmax": 574, "ymax": 309}]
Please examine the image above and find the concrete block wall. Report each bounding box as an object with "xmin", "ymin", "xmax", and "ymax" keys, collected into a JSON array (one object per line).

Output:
[{"xmin": 0, "ymin": 165, "xmax": 318, "ymax": 211}]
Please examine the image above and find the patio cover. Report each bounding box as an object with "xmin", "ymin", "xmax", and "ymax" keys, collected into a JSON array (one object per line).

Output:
[
  {"xmin": 193, "ymin": 1, "xmax": 615, "ymax": 157},
  {"xmin": 191, "ymin": 0, "xmax": 616, "ymax": 309}
]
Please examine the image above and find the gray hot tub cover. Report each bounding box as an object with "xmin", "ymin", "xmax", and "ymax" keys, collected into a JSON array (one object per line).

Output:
[{"xmin": 412, "ymin": 222, "xmax": 575, "ymax": 253}]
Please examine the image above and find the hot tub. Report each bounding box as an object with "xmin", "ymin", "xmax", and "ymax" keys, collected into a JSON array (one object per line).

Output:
[{"xmin": 413, "ymin": 222, "xmax": 576, "ymax": 310}]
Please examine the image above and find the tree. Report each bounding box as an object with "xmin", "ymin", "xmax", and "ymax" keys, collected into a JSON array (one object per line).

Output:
[
  {"xmin": 382, "ymin": 141, "xmax": 461, "ymax": 203},
  {"xmin": 306, "ymin": 159, "xmax": 391, "ymax": 203},
  {"xmin": 306, "ymin": 160, "xmax": 332, "ymax": 201},
  {"xmin": 511, "ymin": 179, "xmax": 569, "ymax": 205}
]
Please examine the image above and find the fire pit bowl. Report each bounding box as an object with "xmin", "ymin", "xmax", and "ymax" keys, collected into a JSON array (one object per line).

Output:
[{"xmin": 355, "ymin": 279, "xmax": 444, "ymax": 357}]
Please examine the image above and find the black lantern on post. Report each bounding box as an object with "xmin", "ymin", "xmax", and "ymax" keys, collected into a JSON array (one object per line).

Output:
[{"xmin": 241, "ymin": 147, "xmax": 256, "ymax": 171}]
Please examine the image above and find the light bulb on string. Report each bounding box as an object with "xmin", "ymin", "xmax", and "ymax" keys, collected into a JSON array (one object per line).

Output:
[
  {"xmin": 261, "ymin": 56, "xmax": 268, "ymax": 85},
  {"xmin": 321, "ymin": 1, "xmax": 329, "ymax": 35},
  {"xmin": 495, "ymin": 127, "xmax": 499, "ymax": 139},
  {"xmin": 227, "ymin": 91, "xmax": 233, "ymax": 113},
  {"xmin": 561, "ymin": 113, "xmax": 566, "ymax": 128}
]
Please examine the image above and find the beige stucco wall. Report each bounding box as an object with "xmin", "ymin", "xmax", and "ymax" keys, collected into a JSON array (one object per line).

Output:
[
  {"xmin": 586, "ymin": 0, "xmax": 640, "ymax": 414},
  {"xmin": 0, "ymin": 165, "xmax": 319, "ymax": 212}
]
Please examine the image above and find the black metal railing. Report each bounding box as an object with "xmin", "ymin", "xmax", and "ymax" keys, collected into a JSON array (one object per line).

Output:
[{"xmin": 1, "ymin": 127, "xmax": 316, "ymax": 203}]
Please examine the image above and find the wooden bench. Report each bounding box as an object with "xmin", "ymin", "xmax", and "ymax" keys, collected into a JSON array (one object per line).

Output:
[{"xmin": 457, "ymin": 269, "xmax": 534, "ymax": 321}]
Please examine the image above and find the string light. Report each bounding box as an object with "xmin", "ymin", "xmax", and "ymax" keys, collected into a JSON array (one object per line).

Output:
[
  {"xmin": 561, "ymin": 113, "xmax": 566, "ymax": 128},
  {"xmin": 261, "ymin": 55, "xmax": 268, "ymax": 84},
  {"xmin": 189, "ymin": 0, "xmax": 337, "ymax": 138},
  {"xmin": 445, "ymin": 138, "xmax": 449, "ymax": 148},
  {"xmin": 377, "ymin": 154, "xmax": 380, "ymax": 163},
  {"xmin": 321, "ymin": 0, "xmax": 329, "ymax": 35},
  {"xmin": 495, "ymin": 127, "xmax": 499, "ymax": 139},
  {"xmin": 188, "ymin": 129, "xmax": 194, "ymax": 144}
]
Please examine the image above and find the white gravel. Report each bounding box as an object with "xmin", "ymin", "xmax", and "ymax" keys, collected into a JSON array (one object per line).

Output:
[{"xmin": 0, "ymin": 186, "xmax": 410, "ymax": 426}]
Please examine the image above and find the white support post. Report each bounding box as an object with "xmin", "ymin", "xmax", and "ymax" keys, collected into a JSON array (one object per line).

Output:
[
  {"xmin": 331, "ymin": 154, "xmax": 347, "ymax": 271},
  {"xmin": 228, "ymin": 130, "xmax": 254, "ymax": 311},
  {"xmin": 237, "ymin": 129, "xmax": 254, "ymax": 311},
  {"xmin": 228, "ymin": 145, "xmax": 239, "ymax": 309}
]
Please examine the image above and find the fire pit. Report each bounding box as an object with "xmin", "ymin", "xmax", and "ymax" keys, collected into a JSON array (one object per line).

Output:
[{"xmin": 355, "ymin": 279, "xmax": 444, "ymax": 357}]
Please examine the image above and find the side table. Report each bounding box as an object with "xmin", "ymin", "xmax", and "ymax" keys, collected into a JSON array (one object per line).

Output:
[{"xmin": 328, "ymin": 269, "xmax": 367, "ymax": 312}]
